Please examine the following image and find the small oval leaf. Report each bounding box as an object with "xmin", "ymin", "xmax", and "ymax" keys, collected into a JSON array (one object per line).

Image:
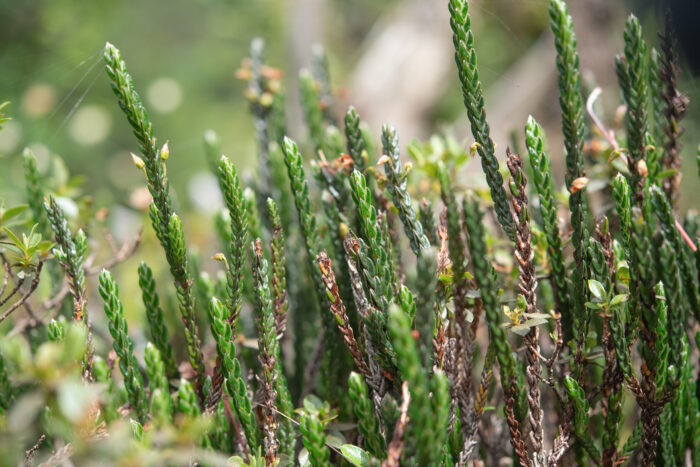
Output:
[{"xmin": 340, "ymin": 444, "xmax": 370, "ymax": 467}]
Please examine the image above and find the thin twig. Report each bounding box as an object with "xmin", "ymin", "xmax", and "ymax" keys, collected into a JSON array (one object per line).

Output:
[
  {"xmin": 25, "ymin": 434, "xmax": 46, "ymax": 466},
  {"xmin": 0, "ymin": 260, "xmax": 44, "ymax": 323},
  {"xmin": 0, "ymin": 261, "xmax": 10, "ymax": 297},
  {"xmin": 586, "ymin": 87, "xmax": 622, "ymax": 155},
  {"xmin": 84, "ymin": 228, "xmax": 142, "ymax": 274},
  {"xmin": 224, "ymin": 398, "xmax": 250, "ymax": 461},
  {"xmin": 0, "ymin": 273, "xmax": 24, "ymax": 307}
]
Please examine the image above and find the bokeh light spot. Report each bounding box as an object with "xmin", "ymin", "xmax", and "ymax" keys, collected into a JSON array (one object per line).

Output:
[
  {"xmin": 188, "ymin": 172, "xmax": 222, "ymax": 213},
  {"xmin": 21, "ymin": 83, "xmax": 57, "ymax": 118},
  {"xmin": 69, "ymin": 105, "xmax": 112, "ymax": 146},
  {"xmin": 0, "ymin": 121, "xmax": 22, "ymax": 154},
  {"xmin": 27, "ymin": 143, "xmax": 51, "ymax": 172},
  {"xmin": 147, "ymin": 77, "xmax": 183, "ymax": 114}
]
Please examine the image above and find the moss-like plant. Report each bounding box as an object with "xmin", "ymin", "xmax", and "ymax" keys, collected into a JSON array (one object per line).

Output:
[{"xmin": 0, "ymin": 2, "xmax": 698, "ymax": 465}]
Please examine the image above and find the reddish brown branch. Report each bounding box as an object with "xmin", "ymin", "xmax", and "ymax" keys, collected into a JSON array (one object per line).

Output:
[{"xmin": 317, "ymin": 251, "xmax": 372, "ymax": 382}]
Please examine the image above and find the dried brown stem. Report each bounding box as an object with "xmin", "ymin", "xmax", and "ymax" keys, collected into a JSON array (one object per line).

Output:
[
  {"xmin": 433, "ymin": 210, "xmax": 449, "ymax": 370},
  {"xmin": 25, "ymin": 434, "xmax": 46, "ymax": 466},
  {"xmin": 444, "ymin": 202, "xmax": 479, "ymax": 446},
  {"xmin": 84, "ymin": 228, "xmax": 142, "ymax": 275},
  {"xmin": 504, "ymin": 383, "xmax": 531, "ymax": 467},
  {"xmin": 344, "ymin": 237, "xmax": 385, "ymax": 396},
  {"xmin": 474, "ymin": 345, "xmax": 494, "ymax": 418},
  {"xmin": 0, "ymin": 262, "xmax": 24, "ymax": 307},
  {"xmin": 259, "ymin": 347, "xmax": 279, "ymax": 464},
  {"xmin": 317, "ymin": 251, "xmax": 372, "ymax": 383},
  {"xmin": 507, "ymin": 149, "xmax": 543, "ymax": 463}
]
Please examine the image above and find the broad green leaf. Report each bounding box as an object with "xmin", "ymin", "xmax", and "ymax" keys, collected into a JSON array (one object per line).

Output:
[
  {"xmin": 510, "ymin": 324, "xmax": 532, "ymax": 336},
  {"xmin": 2, "ymin": 227, "xmax": 24, "ymax": 249},
  {"xmin": 340, "ymin": 444, "xmax": 370, "ymax": 467},
  {"xmin": 522, "ymin": 317, "xmax": 549, "ymax": 328},
  {"xmin": 588, "ymin": 279, "xmax": 606, "ymax": 302},
  {"xmin": 0, "ymin": 205, "xmax": 28, "ymax": 223},
  {"xmin": 609, "ymin": 294, "xmax": 628, "ymax": 307}
]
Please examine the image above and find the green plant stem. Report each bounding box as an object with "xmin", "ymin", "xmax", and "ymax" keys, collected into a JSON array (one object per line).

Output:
[
  {"xmin": 104, "ymin": 43, "xmax": 206, "ymax": 402},
  {"xmin": 98, "ymin": 270, "xmax": 148, "ymax": 424},
  {"xmin": 137, "ymin": 262, "xmax": 178, "ymax": 379},
  {"xmin": 381, "ymin": 124, "xmax": 429, "ymax": 255},
  {"xmin": 448, "ymin": 0, "xmax": 515, "ymax": 241}
]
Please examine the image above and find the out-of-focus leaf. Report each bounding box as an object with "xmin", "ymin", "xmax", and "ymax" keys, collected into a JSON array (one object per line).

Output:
[
  {"xmin": 340, "ymin": 444, "xmax": 370, "ymax": 467},
  {"xmin": 588, "ymin": 279, "xmax": 606, "ymax": 302}
]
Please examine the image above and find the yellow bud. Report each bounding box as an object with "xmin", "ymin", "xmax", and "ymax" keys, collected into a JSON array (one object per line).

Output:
[
  {"xmin": 131, "ymin": 153, "xmax": 145, "ymax": 169},
  {"xmin": 259, "ymin": 92, "xmax": 274, "ymax": 107},
  {"xmin": 469, "ymin": 142, "xmax": 481, "ymax": 157},
  {"xmin": 212, "ymin": 253, "xmax": 226, "ymax": 262},
  {"xmin": 160, "ymin": 141, "xmax": 169, "ymax": 160},
  {"xmin": 339, "ymin": 221, "xmax": 349, "ymax": 238}
]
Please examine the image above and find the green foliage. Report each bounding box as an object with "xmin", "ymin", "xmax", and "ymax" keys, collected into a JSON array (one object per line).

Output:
[
  {"xmin": 348, "ymin": 372, "xmax": 386, "ymax": 459},
  {"xmin": 104, "ymin": 43, "xmax": 206, "ymax": 400},
  {"xmin": 98, "ymin": 270, "xmax": 148, "ymax": 423},
  {"xmin": 389, "ymin": 304, "xmax": 449, "ymax": 465},
  {"xmin": 137, "ymin": 262, "xmax": 177, "ymax": 379},
  {"xmin": 44, "ymin": 196, "xmax": 87, "ymax": 320},
  {"xmin": 216, "ymin": 155, "xmax": 249, "ymax": 329},
  {"xmin": 381, "ymin": 124, "xmax": 429, "ymax": 255},
  {"xmin": 616, "ymin": 14, "xmax": 649, "ymax": 201},
  {"xmin": 463, "ymin": 196, "xmax": 515, "ymax": 382},
  {"xmin": 144, "ymin": 342, "xmax": 173, "ymax": 421},
  {"xmin": 344, "ymin": 107, "xmax": 367, "ymax": 173},
  {"xmin": 299, "ymin": 404, "xmax": 331, "ymax": 466},
  {"xmin": 0, "ymin": 350, "xmax": 13, "ymax": 413},
  {"xmin": 22, "ymin": 149, "xmax": 50, "ymax": 241},
  {"xmin": 448, "ymin": 0, "xmax": 515, "ymax": 241},
  {"xmin": 350, "ymin": 169, "xmax": 394, "ymax": 303},
  {"xmin": 525, "ymin": 117, "xmax": 569, "ymax": 319},
  {"xmin": 0, "ymin": 2, "xmax": 699, "ymax": 465},
  {"xmin": 549, "ymin": 0, "xmax": 591, "ymax": 359},
  {"xmin": 207, "ymin": 296, "xmax": 257, "ymax": 452}
]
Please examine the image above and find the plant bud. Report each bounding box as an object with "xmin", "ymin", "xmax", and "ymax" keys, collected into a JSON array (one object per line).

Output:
[
  {"xmin": 212, "ymin": 253, "xmax": 226, "ymax": 262},
  {"xmin": 160, "ymin": 141, "xmax": 169, "ymax": 160},
  {"xmin": 259, "ymin": 92, "xmax": 274, "ymax": 107},
  {"xmin": 570, "ymin": 177, "xmax": 588, "ymax": 194},
  {"xmin": 376, "ymin": 155, "xmax": 391, "ymax": 166},
  {"xmin": 131, "ymin": 153, "xmax": 145, "ymax": 169},
  {"xmin": 636, "ymin": 159, "xmax": 648, "ymax": 177}
]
